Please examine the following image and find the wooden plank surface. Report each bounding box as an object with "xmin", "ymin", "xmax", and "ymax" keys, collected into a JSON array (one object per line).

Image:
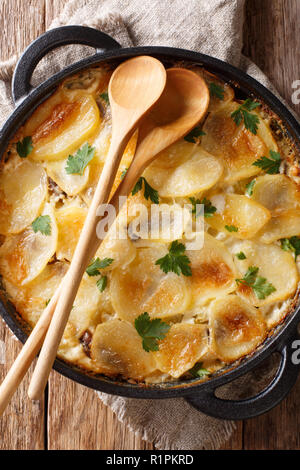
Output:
[{"xmin": 0, "ymin": 0, "xmax": 299, "ymax": 450}]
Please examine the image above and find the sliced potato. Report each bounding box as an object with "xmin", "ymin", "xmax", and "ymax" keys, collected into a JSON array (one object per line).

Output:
[
  {"xmin": 154, "ymin": 323, "xmax": 208, "ymax": 378},
  {"xmin": 90, "ymin": 319, "xmax": 156, "ymax": 380},
  {"xmin": 202, "ymin": 102, "xmax": 278, "ymax": 183},
  {"xmin": 95, "ymin": 221, "xmax": 136, "ymax": 271},
  {"xmin": 191, "ymin": 67, "xmax": 234, "ymax": 112},
  {"xmin": 209, "ymin": 295, "xmax": 267, "ymax": 362},
  {"xmin": 0, "ymin": 158, "xmax": 47, "ymax": 235},
  {"xmin": 128, "ymin": 203, "xmax": 192, "ymax": 244},
  {"xmin": 258, "ymin": 210, "xmax": 300, "ymax": 243},
  {"xmin": 69, "ymin": 274, "xmax": 102, "ymax": 337},
  {"xmin": 143, "ymin": 141, "xmax": 223, "ymax": 197},
  {"xmin": 0, "ymin": 203, "xmax": 58, "ymax": 285},
  {"xmin": 2, "ymin": 261, "xmax": 67, "ymax": 326},
  {"xmin": 55, "ymin": 204, "xmax": 87, "ymax": 261},
  {"xmin": 234, "ymin": 240, "xmax": 299, "ymax": 306},
  {"xmin": 61, "ymin": 66, "xmax": 111, "ymax": 96},
  {"xmin": 110, "ymin": 246, "xmax": 191, "ymax": 322},
  {"xmin": 251, "ymin": 174, "xmax": 300, "ymax": 213},
  {"xmin": 24, "ymin": 90, "xmax": 100, "ymax": 161},
  {"xmin": 46, "ymin": 158, "xmax": 89, "ymax": 196},
  {"xmin": 187, "ymin": 232, "xmax": 237, "ymax": 306},
  {"xmin": 208, "ymin": 194, "xmax": 271, "ymax": 239}
]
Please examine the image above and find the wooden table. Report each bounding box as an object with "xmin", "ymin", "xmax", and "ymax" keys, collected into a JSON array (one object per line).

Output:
[{"xmin": 0, "ymin": 0, "xmax": 299, "ymax": 450}]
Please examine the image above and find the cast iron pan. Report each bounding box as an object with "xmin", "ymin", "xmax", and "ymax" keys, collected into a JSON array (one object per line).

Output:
[{"xmin": 1, "ymin": 25, "xmax": 300, "ymax": 421}]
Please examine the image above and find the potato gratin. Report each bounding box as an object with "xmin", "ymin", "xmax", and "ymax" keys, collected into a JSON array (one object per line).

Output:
[{"xmin": 0, "ymin": 63, "xmax": 300, "ymax": 384}]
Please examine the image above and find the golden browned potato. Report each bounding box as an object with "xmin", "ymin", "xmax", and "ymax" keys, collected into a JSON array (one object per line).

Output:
[
  {"xmin": 207, "ymin": 194, "xmax": 271, "ymax": 239},
  {"xmin": 90, "ymin": 319, "xmax": 156, "ymax": 380},
  {"xmin": 0, "ymin": 158, "xmax": 47, "ymax": 235},
  {"xmin": 24, "ymin": 90, "xmax": 100, "ymax": 161},
  {"xmin": 187, "ymin": 232, "xmax": 237, "ymax": 306},
  {"xmin": 202, "ymin": 102, "xmax": 278, "ymax": 183},
  {"xmin": 209, "ymin": 295, "xmax": 267, "ymax": 362},
  {"xmin": 154, "ymin": 323, "xmax": 208, "ymax": 378}
]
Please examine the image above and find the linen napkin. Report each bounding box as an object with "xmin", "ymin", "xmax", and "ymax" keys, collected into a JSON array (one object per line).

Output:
[{"xmin": 0, "ymin": 0, "xmax": 291, "ymax": 450}]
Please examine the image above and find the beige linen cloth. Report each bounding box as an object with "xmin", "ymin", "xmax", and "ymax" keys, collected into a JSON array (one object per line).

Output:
[{"xmin": 0, "ymin": 0, "xmax": 292, "ymax": 450}]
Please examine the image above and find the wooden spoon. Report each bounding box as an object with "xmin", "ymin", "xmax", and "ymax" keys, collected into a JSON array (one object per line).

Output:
[
  {"xmin": 110, "ymin": 67, "xmax": 210, "ymax": 209},
  {"xmin": 28, "ymin": 67, "xmax": 209, "ymax": 400},
  {"xmin": 27, "ymin": 55, "xmax": 166, "ymax": 400},
  {"xmin": 0, "ymin": 55, "xmax": 166, "ymax": 412}
]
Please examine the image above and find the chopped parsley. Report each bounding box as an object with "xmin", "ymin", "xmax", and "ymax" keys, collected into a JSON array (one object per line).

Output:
[
  {"xmin": 121, "ymin": 168, "xmax": 128, "ymax": 179},
  {"xmin": 236, "ymin": 266, "xmax": 276, "ymax": 300},
  {"xmin": 236, "ymin": 252, "xmax": 247, "ymax": 260},
  {"xmin": 209, "ymin": 82, "xmax": 224, "ymax": 100},
  {"xmin": 96, "ymin": 275, "xmax": 108, "ymax": 292},
  {"xmin": 252, "ymin": 150, "xmax": 281, "ymax": 174},
  {"xmin": 132, "ymin": 176, "xmax": 159, "ymax": 204},
  {"xmin": 155, "ymin": 240, "xmax": 192, "ymax": 277},
  {"xmin": 86, "ymin": 257, "xmax": 113, "ymax": 276},
  {"xmin": 231, "ymin": 99, "xmax": 260, "ymax": 135},
  {"xmin": 245, "ymin": 179, "xmax": 256, "ymax": 196},
  {"xmin": 65, "ymin": 143, "xmax": 96, "ymax": 175},
  {"xmin": 16, "ymin": 136, "xmax": 33, "ymax": 158},
  {"xmin": 280, "ymin": 236, "xmax": 300, "ymax": 260},
  {"xmin": 189, "ymin": 362, "xmax": 210, "ymax": 378},
  {"xmin": 184, "ymin": 126, "xmax": 206, "ymax": 143},
  {"xmin": 134, "ymin": 312, "xmax": 170, "ymax": 352},
  {"xmin": 32, "ymin": 215, "xmax": 51, "ymax": 235},
  {"xmin": 100, "ymin": 91, "xmax": 109, "ymax": 103},
  {"xmin": 189, "ymin": 197, "xmax": 217, "ymax": 218},
  {"xmin": 225, "ymin": 224, "xmax": 238, "ymax": 233}
]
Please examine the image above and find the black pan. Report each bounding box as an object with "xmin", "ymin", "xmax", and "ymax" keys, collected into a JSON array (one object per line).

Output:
[{"xmin": 1, "ymin": 25, "xmax": 300, "ymax": 421}]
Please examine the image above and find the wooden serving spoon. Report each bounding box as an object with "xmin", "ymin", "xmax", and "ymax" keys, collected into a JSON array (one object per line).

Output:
[
  {"xmin": 110, "ymin": 67, "xmax": 210, "ymax": 210},
  {"xmin": 0, "ymin": 55, "xmax": 166, "ymax": 413},
  {"xmin": 28, "ymin": 66, "xmax": 210, "ymax": 400}
]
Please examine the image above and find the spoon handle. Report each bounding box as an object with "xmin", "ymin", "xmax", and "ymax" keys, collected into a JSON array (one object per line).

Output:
[
  {"xmin": 27, "ymin": 134, "xmax": 131, "ymax": 400},
  {"xmin": 0, "ymin": 288, "xmax": 60, "ymax": 415}
]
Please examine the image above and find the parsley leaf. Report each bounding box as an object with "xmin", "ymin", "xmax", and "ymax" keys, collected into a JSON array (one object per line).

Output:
[
  {"xmin": 236, "ymin": 266, "xmax": 259, "ymax": 285},
  {"xmin": 184, "ymin": 126, "xmax": 206, "ymax": 143},
  {"xmin": 96, "ymin": 275, "xmax": 108, "ymax": 292},
  {"xmin": 252, "ymin": 150, "xmax": 281, "ymax": 174},
  {"xmin": 236, "ymin": 266, "xmax": 276, "ymax": 300},
  {"xmin": 236, "ymin": 252, "xmax": 246, "ymax": 260},
  {"xmin": 16, "ymin": 136, "xmax": 33, "ymax": 158},
  {"xmin": 155, "ymin": 240, "xmax": 192, "ymax": 277},
  {"xmin": 134, "ymin": 312, "xmax": 170, "ymax": 352},
  {"xmin": 189, "ymin": 362, "xmax": 210, "ymax": 378},
  {"xmin": 280, "ymin": 236, "xmax": 300, "ymax": 260},
  {"xmin": 189, "ymin": 197, "xmax": 217, "ymax": 218},
  {"xmin": 209, "ymin": 82, "xmax": 224, "ymax": 100},
  {"xmin": 231, "ymin": 99, "xmax": 260, "ymax": 134},
  {"xmin": 45, "ymin": 299, "xmax": 50, "ymax": 307},
  {"xmin": 100, "ymin": 91, "xmax": 109, "ymax": 103},
  {"xmin": 252, "ymin": 276, "xmax": 277, "ymax": 300},
  {"xmin": 225, "ymin": 224, "xmax": 238, "ymax": 232},
  {"xmin": 132, "ymin": 176, "xmax": 159, "ymax": 204},
  {"xmin": 32, "ymin": 215, "xmax": 51, "ymax": 235},
  {"xmin": 121, "ymin": 168, "xmax": 128, "ymax": 179},
  {"xmin": 86, "ymin": 257, "xmax": 113, "ymax": 276},
  {"xmin": 65, "ymin": 143, "xmax": 96, "ymax": 175},
  {"xmin": 245, "ymin": 179, "xmax": 256, "ymax": 196}
]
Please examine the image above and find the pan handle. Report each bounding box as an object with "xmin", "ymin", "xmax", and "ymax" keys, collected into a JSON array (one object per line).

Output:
[
  {"xmin": 185, "ymin": 334, "xmax": 300, "ymax": 420},
  {"xmin": 12, "ymin": 25, "xmax": 121, "ymax": 103}
]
